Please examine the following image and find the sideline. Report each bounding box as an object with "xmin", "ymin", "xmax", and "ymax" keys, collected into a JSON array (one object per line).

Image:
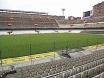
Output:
[{"xmin": 0, "ymin": 52, "xmax": 58, "ymax": 65}]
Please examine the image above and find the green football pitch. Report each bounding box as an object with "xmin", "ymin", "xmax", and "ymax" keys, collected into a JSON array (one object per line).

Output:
[{"xmin": 0, "ymin": 33, "xmax": 104, "ymax": 59}]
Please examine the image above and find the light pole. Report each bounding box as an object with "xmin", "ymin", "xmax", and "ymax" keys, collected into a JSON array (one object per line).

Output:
[{"xmin": 62, "ymin": 8, "xmax": 65, "ymax": 16}]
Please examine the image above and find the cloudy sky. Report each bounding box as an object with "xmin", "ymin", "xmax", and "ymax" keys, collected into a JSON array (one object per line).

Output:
[{"xmin": 0, "ymin": 0, "xmax": 103, "ymax": 18}]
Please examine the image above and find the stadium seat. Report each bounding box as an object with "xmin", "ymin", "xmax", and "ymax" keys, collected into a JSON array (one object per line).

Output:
[
  {"xmin": 42, "ymin": 72, "xmax": 48, "ymax": 77},
  {"xmin": 64, "ymin": 71, "xmax": 71, "ymax": 78},
  {"xmin": 74, "ymin": 73, "xmax": 81, "ymax": 78},
  {"xmin": 33, "ymin": 74, "xmax": 41, "ymax": 78},
  {"xmin": 56, "ymin": 73, "xmax": 63, "ymax": 78}
]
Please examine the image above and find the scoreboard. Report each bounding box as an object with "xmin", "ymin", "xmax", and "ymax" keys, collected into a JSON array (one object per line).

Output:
[{"xmin": 83, "ymin": 10, "xmax": 93, "ymax": 19}]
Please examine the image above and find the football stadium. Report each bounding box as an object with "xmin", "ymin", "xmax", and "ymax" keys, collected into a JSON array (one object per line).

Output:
[{"xmin": 0, "ymin": 1, "xmax": 104, "ymax": 78}]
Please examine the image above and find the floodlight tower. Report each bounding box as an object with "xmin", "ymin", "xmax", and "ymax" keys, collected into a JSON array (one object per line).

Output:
[{"xmin": 62, "ymin": 8, "xmax": 65, "ymax": 16}]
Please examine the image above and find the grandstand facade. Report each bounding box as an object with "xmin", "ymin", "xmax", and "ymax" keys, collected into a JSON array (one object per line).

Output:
[{"xmin": 93, "ymin": 1, "xmax": 104, "ymax": 17}]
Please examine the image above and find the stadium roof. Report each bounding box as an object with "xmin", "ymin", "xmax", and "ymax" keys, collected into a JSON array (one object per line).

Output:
[{"xmin": 0, "ymin": 9, "xmax": 48, "ymax": 14}]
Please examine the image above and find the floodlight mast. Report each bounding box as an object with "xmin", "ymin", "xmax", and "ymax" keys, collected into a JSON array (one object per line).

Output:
[{"xmin": 62, "ymin": 8, "xmax": 65, "ymax": 16}]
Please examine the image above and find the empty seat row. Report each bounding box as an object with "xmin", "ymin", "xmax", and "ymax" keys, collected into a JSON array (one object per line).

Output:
[
  {"xmin": 15, "ymin": 64, "xmax": 104, "ymax": 78},
  {"xmin": 15, "ymin": 49, "xmax": 104, "ymax": 78},
  {"xmin": 92, "ymin": 72, "xmax": 104, "ymax": 78},
  {"xmin": 0, "ymin": 14, "xmax": 58, "ymax": 28}
]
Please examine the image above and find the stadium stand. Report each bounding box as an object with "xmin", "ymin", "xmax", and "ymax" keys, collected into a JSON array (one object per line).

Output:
[
  {"xmin": 70, "ymin": 24, "xmax": 85, "ymax": 28},
  {"xmin": 84, "ymin": 23, "xmax": 104, "ymax": 28},
  {"xmin": 81, "ymin": 29, "xmax": 104, "ymax": 34},
  {"xmin": 1, "ymin": 49, "xmax": 104, "ymax": 78},
  {"xmin": 14, "ymin": 49, "xmax": 104, "ymax": 78},
  {"xmin": 52, "ymin": 16, "xmax": 65, "ymax": 20},
  {"xmin": 58, "ymin": 25, "xmax": 71, "ymax": 28},
  {"xmin": 68, "ymin": 20, "xmax": 83, "ymax": 24},
  {"xmin": 57, "ymin": 20, "xmax": 68, "ymax": 24},
  {"xmin": 0, "ymin": 9, "xmax": 59, "ymax": 29}
]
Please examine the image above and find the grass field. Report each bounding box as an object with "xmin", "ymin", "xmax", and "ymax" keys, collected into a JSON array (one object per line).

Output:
[{"xmin": 0, "ymin": 33, "xmax": 104, "ymax": 59}]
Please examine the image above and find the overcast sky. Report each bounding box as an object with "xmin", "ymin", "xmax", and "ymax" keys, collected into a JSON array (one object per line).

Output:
[{"xmin": 0, "ymin": 0, "xmax": 103, "ymax": 18}]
